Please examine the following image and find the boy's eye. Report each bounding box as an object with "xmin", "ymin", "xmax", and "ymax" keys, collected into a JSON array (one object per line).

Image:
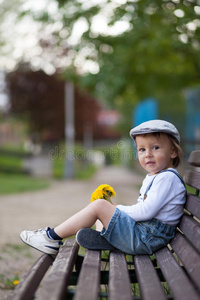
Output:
[
  {"xmin": 138, "ymin": 148, "xmax": 145, "ymax": 152},
  {"xmin": 153, "ymin": 146, "xmax": 159, "ymax": 150}
]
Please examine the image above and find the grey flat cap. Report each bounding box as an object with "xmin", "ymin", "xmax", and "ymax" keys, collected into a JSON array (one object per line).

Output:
[{"xmin": 130, "ymin": 120, "xmax": 180, "ymax": 144}]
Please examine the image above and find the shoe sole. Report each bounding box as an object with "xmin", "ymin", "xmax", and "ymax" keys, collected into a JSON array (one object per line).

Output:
[{"xmin": 76, "ymin": 228, "xmax": 116, "ymax": 251}]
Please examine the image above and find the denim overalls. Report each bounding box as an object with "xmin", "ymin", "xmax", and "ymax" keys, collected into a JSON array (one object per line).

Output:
[{"xmin": 101, "ymin": 170, "xmax": 185, "ymax": 255}]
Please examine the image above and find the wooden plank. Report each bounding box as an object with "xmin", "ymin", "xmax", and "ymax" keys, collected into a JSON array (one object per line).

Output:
[
  {"xmin": 170, "ymin": 232, "xmax": 200, "ymax": 290},
  {"xmin": 155, "ymin": 247, "xmax": 200, "ymax": 300},
  {"xmin": 11, "ymin": 254, "xmax": 53, "ymax": 300},
  {"xmin": 109, "ymin": 251, "xmax": 132, "ymax": 300},
  {"xmin": 36, "ymin": 238, "xmax": 79, "ymax": 300},
  {"xmin": 188, "ymin": 150, "xmax": 200, "ymax": 167},
  {"xmin": 74, "ymin": 250, "xmax": 101, "ymax": 300},
  {"xmin": 185, "ymin": 194, "xmax": 200, "ymax": 219},
  {"xmin": 178, "ymin": 214, "xmax": 200, "ymax": 253},
  {"xmin": 134, "ymin": 255, "xmax": 166, "ymax": 300},
  {"xmin": 184, "ymin": 170, "xmax": 200, "ymax": 190}
]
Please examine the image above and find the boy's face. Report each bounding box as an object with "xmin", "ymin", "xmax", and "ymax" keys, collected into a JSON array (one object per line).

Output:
[{"xmin": 135, "ymin": 133, "xmax": 178, "ymax": 175}]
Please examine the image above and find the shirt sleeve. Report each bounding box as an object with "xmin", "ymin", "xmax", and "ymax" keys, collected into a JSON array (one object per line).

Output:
[{"xmin": 117, "ymin": 172, "xmax": 184, "ymax": 222}]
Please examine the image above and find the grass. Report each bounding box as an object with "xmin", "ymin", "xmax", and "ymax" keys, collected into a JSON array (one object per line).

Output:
[
  {"xmin": 186, "ymin": 184, "xmax": 198, "ymax": 195},
  {"xmin": 53, "ymin": 156, "xmax": 97, "ymax": 180},
  {"xmin": 0, "ymin": 151, "xmax": 25, "ymax": 175},
  {"xmin": 0, "ymin": 156, "xmax": 22, "ymax": 169},
  {"xmin": 1, "ymin": 244, "xmax": 32, "ymax": 258},
  {"xmin": 0, "ymin": 273, "xmax": 20, "ymax": 290},
  {"xmin": 75, "ymin": 164, "xmax": 97, "ymax": 180},
  {"xmin": 0, "ymin": 173, "xmax": 50, "ymax": 195},
  {"xmin": 0, "ymin": 149, "xmax": 50, "ymax": 195},
  {"xmin": 0, "ymin": 244, "xmax": 35, "ymax": 291},
  {"xmin": 0, "ymin": 145, "xmax": 98, "ymax": 196}
]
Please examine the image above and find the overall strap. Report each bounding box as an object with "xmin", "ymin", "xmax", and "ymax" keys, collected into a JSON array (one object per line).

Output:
[{"xmin": 144, "ymin": 169, "xmax": 185, "ymax": 197}]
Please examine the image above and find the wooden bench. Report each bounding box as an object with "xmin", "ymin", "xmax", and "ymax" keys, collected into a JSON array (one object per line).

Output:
[{"xmin": 11, "ymin": 150, "xmax": 200, "ymax": 300}]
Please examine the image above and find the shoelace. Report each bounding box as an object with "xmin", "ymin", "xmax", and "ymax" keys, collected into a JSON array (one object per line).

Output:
[
  {"xmin": 33, "ymin": 226, "xmax": 51, "ymax": 234},
  {"xmin": 33, "ymin": 228, "xmax": 46, "ymax": 234}
]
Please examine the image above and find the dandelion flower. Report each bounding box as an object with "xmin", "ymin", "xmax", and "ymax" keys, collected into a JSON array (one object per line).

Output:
[
  {"xmin": 13, "ymin": 280, "xmax": 20, "ymax": 286},
  {"xmin": 91, "ymin": 184, "xmax": 116, "ymax": 203}
]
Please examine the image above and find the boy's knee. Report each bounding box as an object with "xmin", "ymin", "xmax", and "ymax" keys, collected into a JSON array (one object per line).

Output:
[
  {"xmin": 92, "ymin": 198, "xmax": 107, "ymax": 207},
  {"xmin": 91, "ymin": 199, "xmax": 110, "ymax": 211}
]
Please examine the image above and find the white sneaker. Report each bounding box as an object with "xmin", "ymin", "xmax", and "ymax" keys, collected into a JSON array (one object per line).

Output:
[{"xmin": 20, "ymin": 227, "xmax": 62, "ymax": 255}]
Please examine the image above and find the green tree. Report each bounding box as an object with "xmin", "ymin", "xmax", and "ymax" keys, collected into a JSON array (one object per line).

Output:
[
  {"xmin": 22, "ymin": 0, "xmax": 200, "ymax": 132},
  {"xmin": 2, "ymin": 0, "xmax": 200, "ymax": 134},
  {"xmin": 0, "ymin": 0, "xmax": 29, "ymax": 70}
]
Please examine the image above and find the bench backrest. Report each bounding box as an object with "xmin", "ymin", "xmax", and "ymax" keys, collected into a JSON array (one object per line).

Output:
[
  {"xmin": 172, "ymin": 150, "xmax": 200, "ymax": 287},
  {"xmin": 150, "ymin": 150, "xmax": 200, "ymax": 300}
]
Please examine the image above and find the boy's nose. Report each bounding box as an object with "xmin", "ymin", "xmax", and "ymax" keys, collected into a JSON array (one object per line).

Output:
[{"xmin": 145, "ymin": 149, "xmax": 153, "ymax": 157}]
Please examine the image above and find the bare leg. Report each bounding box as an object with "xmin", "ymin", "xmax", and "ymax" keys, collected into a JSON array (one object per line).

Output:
[{"xmin": 54, "ymin": 199, "xmax": 116, "ymax": 239}]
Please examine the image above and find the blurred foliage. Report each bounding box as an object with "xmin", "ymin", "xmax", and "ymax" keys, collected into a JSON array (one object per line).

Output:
[
  {"xmin": 0, "ymin": 0, "xmax": 21, "ymax": 46},
  {"xmin": 0, "ymin": 147, "xmax": 49, "ymax": 194},
  {"xmin": 6, "ymin": 65, "xmax": 114, "ymax": 142},
  {"xmin": 52, "ymin": 143, "xmax": 98, "ymax": 179},
  {"xmin": 18, "ymin": 0, "xmax": 200, "ymax": 133},
  {"xmin": 53, "ymin": 156, "xmax": 97, "ymax": 179},
  {"xmin": 0, "ymin": 147, "xmax": 29, "ymax": 174},
  {"xmin": 0, "ymin": 154, "xmax": 22, "ymax": 170},
  {"xmin": 1, "ymin": 0, "xmax": 200, "ymax": 134}
]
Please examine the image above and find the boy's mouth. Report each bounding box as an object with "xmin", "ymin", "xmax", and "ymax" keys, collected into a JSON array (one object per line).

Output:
[{"xmin": 146, "ymin": 161, "xmax": 155, "ymax": 165}]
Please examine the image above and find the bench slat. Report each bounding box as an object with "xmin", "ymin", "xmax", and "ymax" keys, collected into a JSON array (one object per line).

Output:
[
  {"xmin": 109, "ymin": 251, "xmax": 132, "ymax": 300},
  {"xmin": 36, "ymin": 239, "xmax": 79, "ymax": 300},
  {"xmin": 185, "ymin": 194, "xmax": 200, "ymax": 219},
  {"xmin": 155, "ymin": 247, "xmax": 200, "ymax": 300},
  {"xmin": 74, "ymin": 250, "xmax": 101, "ymax": 300},
  {"xmin": 178, "ymin": 214, "xmax": 200, "ymax": 253},
  {"xmin": 170, "ymin": 232, "xmax": 200, "ymax": 291},
  {"xmin": 188, "ymin": 150, "xmax": 200, "ymax": 167},
  {"xmin": 11, "ymin": 254, "xmax": 53, "ymax": 300},
  {"xmin": 134, "ymin": 255, "xmax": 166, "ymax": 300},
  {"xmin": 184, "ymin": 170, "xmax": 200, "ymax": 190}
]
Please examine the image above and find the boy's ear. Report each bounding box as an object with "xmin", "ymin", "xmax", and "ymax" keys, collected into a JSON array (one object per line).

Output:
[{"xmin": 171, "ymin": 147, "xmax": 178, "ymax": 159}]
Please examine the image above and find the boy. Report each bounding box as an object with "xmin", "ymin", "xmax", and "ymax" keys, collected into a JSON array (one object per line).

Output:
[{"xmin": 20, "ymin": 120, "xmax": 186, "ymax": 255}]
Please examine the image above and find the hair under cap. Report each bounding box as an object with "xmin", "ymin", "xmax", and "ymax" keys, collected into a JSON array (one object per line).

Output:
[{"xmin": 130, "ymin": 120, "xmax": 180, "ymax": 144}]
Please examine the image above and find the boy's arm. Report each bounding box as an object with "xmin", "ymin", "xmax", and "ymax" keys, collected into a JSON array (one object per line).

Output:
[{"xmin": 117, "ymin": 172, "xmax": 185, "ymax": 222}]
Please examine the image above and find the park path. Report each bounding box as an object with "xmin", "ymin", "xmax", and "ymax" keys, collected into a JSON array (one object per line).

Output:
[{"xmin": 1, "ymin": 165, "xmax": 143, "ymax": 247}]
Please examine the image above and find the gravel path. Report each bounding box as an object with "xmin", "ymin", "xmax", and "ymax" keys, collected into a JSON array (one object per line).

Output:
[{"xmin": 0, "ymin": 166, "xmax": 143, "ymax": 299}]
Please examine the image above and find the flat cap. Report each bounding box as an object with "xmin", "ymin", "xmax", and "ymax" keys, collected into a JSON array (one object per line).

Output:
[{"xmin": 130, "ymin": 120, "xmax": 180, "ymax": 144}]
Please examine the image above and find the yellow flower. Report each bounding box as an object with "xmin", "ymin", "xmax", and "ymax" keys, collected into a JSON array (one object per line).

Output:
[
  {"xmin": 91, "ymin": 189, "xmax": 104, "ymax": 202},
  {"xmin": 90, "ymin": 184, "xmax": 116, "ymax": 203},
  {"xmin": 13, "ymin": 280, "xmax": 20, "ymax": 286}
]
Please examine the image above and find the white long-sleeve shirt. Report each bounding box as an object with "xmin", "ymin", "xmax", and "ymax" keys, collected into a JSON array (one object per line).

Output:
[{"xmin": 117, "ymin": 168, "xmax": 186, "ymax": 226}]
